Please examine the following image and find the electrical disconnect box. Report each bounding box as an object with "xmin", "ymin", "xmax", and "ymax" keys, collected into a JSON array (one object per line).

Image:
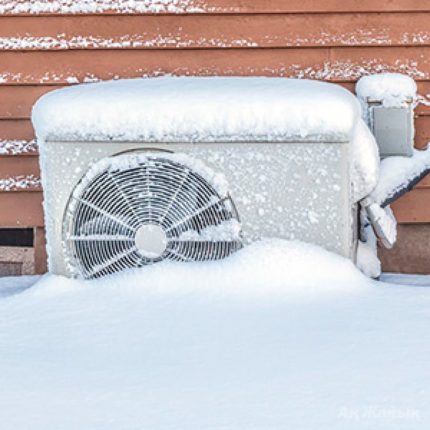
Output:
[{"xmin": 368, "ymin": 99, "xmax": 414, "ymax": 158}]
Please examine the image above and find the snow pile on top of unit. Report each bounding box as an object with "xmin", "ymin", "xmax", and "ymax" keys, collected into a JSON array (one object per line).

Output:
[
  {"xmin": 350, "ymin": 119, "xmax": 379, "ymax": 202},
  {"xmin": 356, "ymin": 73, "xmax": 417, "ymax": 107},
  {"xmin": 370, "ymin": 147, "xmax": 430, "ymax": 206},
  {"xmin": 32, "ymin": 77, "xmax": 361, "ymax": 143}
]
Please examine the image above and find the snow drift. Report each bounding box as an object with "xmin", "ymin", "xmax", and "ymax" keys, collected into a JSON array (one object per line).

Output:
[
  {"xmin": 1, "ymin": 240, "xmax": 430, "ymax": 430},
  {"xmin": 32, "ymin": 239, "xmax": 370, "ymax": 295}
]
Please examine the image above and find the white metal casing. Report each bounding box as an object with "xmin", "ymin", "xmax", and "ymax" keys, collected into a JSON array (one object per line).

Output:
[{"xmin": 40, "ymin": 140, "xmax": 354, "ymax": 276}]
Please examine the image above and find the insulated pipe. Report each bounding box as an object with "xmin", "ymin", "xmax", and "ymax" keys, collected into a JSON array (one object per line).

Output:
[{"xmin": 379, "ymin": 168, "xmax": 430, "ymax": 208}]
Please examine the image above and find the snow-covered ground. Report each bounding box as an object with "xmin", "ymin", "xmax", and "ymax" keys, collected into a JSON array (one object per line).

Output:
[{"xmin": 0, "ymin": 239, "xmax": 429, "ymax": 429}]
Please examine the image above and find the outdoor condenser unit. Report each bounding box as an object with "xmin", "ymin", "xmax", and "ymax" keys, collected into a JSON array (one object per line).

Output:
[{"xmin": 32, "ymin": 77, "xmax": 375, "ymax": 279}]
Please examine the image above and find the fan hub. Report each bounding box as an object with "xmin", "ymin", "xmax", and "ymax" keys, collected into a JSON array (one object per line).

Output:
[{"xmin": 135, "ymin": 224, "xmax": 168, "ymax": 259}]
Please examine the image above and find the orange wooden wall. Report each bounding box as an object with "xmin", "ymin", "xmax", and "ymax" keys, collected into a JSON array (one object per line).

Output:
[{"xmin": 1, "ymin": 0, "xmax": 430, "ymax": 231}]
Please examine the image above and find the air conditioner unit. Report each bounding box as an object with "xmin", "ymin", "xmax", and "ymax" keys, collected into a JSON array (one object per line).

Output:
[{"xmin": 32, "ymin": 77, "xmax": 377, "ymax": 279}]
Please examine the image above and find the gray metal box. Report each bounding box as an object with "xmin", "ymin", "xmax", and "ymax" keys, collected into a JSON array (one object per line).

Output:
[
  {"xmin": 371, "ymin": 105, "xmax": 414, "ymax": 157},
  {"xmin": 40, "ymin": 140, "xmax": 354, "ymax": 276}
]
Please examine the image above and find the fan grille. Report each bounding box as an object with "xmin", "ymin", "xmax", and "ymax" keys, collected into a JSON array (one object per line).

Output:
[{"xmin": 63, "ymin": 152, "xmax": 242, "ymax": 279}]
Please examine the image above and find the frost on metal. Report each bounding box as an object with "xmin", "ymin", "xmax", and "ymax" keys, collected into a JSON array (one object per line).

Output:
[
  {"xmin": 73, "ymin": 151, "xmax": 231, "ymax": 198},
  {"xmin": 62, "ymin": 151, "xmax": 241, "ymax": 278},
  {"xmin": 41, "ymin": 140, "xmax": 355, "ymax": 275},
  {"xmin": 0, "ymin": 0, "xmax": 207, "ymax": 14},
  {"xmin": 0, "ymin": 140, "xmax": 38, "ymax": 156},
  {"xmin": 0, "ymin": 175, "xmax": 41, "ymax": 191}
]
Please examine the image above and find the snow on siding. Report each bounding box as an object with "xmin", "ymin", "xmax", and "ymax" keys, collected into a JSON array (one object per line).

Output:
[
  {"xmin": 2, "ymin": 31, "xmax": 430, "ymax": 51},
  {"xmin": 0, "ymin": 60, "xmax": 428, "ymax": 85},
  {"xmin": 0, "ymin": 175, "xmax": 41, "ymax": 191},
  {"xmin": 0, "ymin": 0, "xmax": 206, "ymax": 14},
  {"xmin": 290, "ymin": 59, "xmax": 428, "ymax": 81},
  {"xmin": 0, "ymin": 35, "xmax": 258, "ymax": 50},
  {"xmin": 0, "ymin": 140, "xmax": 38, "ymax": 156}
]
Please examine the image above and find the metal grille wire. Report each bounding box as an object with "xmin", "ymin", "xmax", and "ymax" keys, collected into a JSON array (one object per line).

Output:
[{"xmin": 63, "ymin": 152, "xmax": 242, "ymax": 279}]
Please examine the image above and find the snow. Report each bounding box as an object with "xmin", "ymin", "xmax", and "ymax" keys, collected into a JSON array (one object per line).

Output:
[
  {"xmin": 32, "ymin": 77, "xmax": 361, "ymax": 144},
  {"xmin": 356, "ymin": 74, "xmax": 417, "ymax": 143},
  {"xmin": 0, "ymin": 35, "xmax": 258, "ymax": 50},
  {"xmin": 33, "ymin": 76, "xmax": 378, "ymax": 206},
  {"xmin": 71, "ymin": 151, "xmax": 231, "ymax": 198},
  {"xmin": 0, "ymin": 275, "xmax": 40, "ymax": 298},
  {"xmin": 1, "ymin": 240, "xmax": 430, "ymax": 429},
  {"xmin": 350, "ymin": 119, "xmax": 379, "ymax": 202},
  {"xmin": 178, "ymin": 219, "xmax": 241, "ymax": 241},
  {"xmin": 370, "ymin": 147, "xmax": 430, "ymax": 205},
  {"xmin": 0, "ymin": 139, "xmax": 37, "ymax": 155},
  {"xmin": 356, "ymin": 73, "xmax": 417, "ymax": 107},
  {"xmin": 0, "ymin": 174, "xmax": 41, "ymax": 191},
  {"xmin": 356, "ymin": 238, "xmax": 381, "ymax": 278},
  {"xmin": 0, "ymin": 0, "xmax": 205, "ymax": 14},
  {"xmin": 381, "ymin": 273, "xmax": 430, "ymax": 286},
  {"xmin": 364, "ymin": 203, "xmax": 397, "ymax": 248},
  {"xmin": 356, "ymin": 207, "xmax": 381, "ymax": 278}
]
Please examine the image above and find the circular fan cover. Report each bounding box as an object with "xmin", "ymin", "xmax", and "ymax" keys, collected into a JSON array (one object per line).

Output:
[{"xmin": 63, "ymin": 151, "xmax": 242, "ymax": 279}]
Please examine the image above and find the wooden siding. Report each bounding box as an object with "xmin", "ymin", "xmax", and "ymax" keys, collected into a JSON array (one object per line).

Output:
[
  {"xmin": 2, "ymin": 1, "xmax": 430, "ymax": 15},
  {"xmin": 1, "ymin": 4, "xmax": 430, "ymax": 229}
]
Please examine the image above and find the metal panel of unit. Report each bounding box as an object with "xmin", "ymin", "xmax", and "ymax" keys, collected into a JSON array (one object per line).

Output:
[
  {"xmin": 40, "ymin": 140, "xmax": 353, "ymax": 277},
  {"xmin": 370, "ymin": 104, "xmax": 414, "ymax": 158}
]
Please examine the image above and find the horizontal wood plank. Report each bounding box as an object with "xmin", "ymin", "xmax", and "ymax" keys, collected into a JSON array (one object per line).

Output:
[
  {"xmin": 0, "ymin": 156, "xmax": 40, "ymax": 177},
  {"xmin": 414, "ymin": 174, "xmax": 430, "ymax": 189},
  {"xmin": 379, "ymin": 224, "xmax": 430, "ymax": 273},
  {"xmin": 0, "ymin": 191, "xmax": 43, "ymax": 227},
  {"xmin": 415, "ymin": 116, "xmax": 430, "ymax": 149},
  {"xmin": 1, "ymin": 46, "xmax": 430, "ymax": 85},
  {"xmin": 1, "ymin": 13, "xmax": 430, "ymax": 50},
  {"xmin": 0, "ymin": 85, "xmax": 57, "ymax": 118},
  {"xmin": 0, "ymin": 119, "xmax": 35, "ymax": 141},
  {"xmin": 415, "ymin": 82, "xmax": 430, "ymax": 116},
  {"xmin": 392, "ymin": 188, "xmax": 430, "ymax": 223},
  {"xmin": 0, "ymin": 139, "xmax": 37, "ymax": 156},
  {"xmin": 1, "ymin": 0, "xmax": 430, "ymax": 15}
]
